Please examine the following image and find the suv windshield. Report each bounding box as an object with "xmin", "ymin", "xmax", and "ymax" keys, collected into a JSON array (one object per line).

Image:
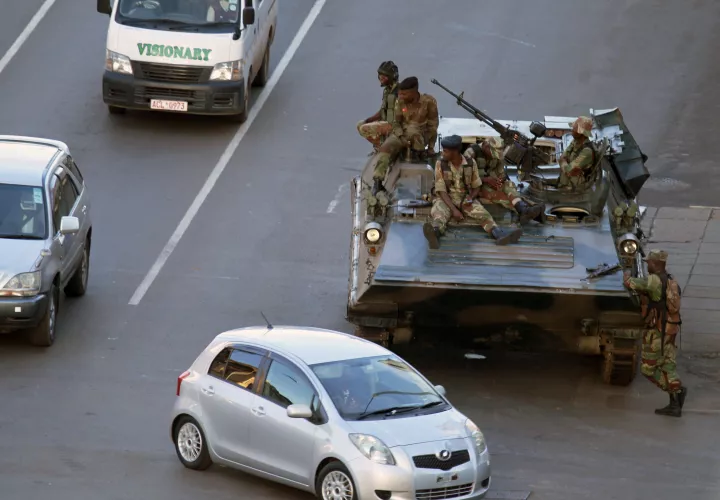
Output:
[
  {"xmin": 116, "ymin": 0, "xmax": 239, "ymax": 29},
  {"xmin": 0, "ymin": 183, "xmax": 47, "ymax": 240},
  {"xmin": 310, "ymin": 355, "xmax": 448, "ymax": 421}
]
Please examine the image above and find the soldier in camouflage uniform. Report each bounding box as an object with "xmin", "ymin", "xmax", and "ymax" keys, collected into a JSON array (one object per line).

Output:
[
  {"xmin": 422, "ymin": 135, "xmax": 522, "ymax": 249},
  {"xmin": 556, "ymin": 116, "xmax": 597, "ymax": 190},
  {"xmin": 464, "ymin": 137, "xmax": 545, "ymax": 224},
  {"xmin": 357, "ymin": 61, "xmax": 399, "ymax": 153},
  {"xmin": 624, "ymin": 249, "xmax": 687, "ymax": 417},
  {"xmin": 372, "ymin": 76, "xmax": 439, "ymax": 194}
]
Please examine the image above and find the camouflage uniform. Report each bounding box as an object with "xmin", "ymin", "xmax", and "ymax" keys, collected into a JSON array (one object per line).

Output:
[
  {"xmin": 464, "ymin": 137, "xmax": 520, "ymax": 209},
  {"xmin": 373, "ymin": 94, "xmax": 439, "ymax": 181},
  {"xmin": 357, "ymin": 82, "xmax": 398, "ymax": 149},
  {"xmin": 557, "ymin": 116, "xmax": 596, "ymax": 189},
  {"xmin": 624, "ymin": 249, "xmax": 687, "ymax": 416},
  {"xmin": 430, "ymin": 157, "xmax": 497, "ymax": 233}
]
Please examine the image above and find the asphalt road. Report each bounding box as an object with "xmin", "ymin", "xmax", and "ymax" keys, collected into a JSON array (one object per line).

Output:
[{"xmin": 1, "ymin": 1, "xmax": 719, "ymax": 500}]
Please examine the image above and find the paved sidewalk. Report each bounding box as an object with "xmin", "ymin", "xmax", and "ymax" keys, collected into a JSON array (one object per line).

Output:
[{"xmin": 641, "ymin": 206, "xmax": 720, "ymax": 354}]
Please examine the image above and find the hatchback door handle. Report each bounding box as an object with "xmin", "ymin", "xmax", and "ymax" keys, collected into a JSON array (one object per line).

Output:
[
  {"xmin": 202, "ymin": 386, "xmax": 214, "ymax": 396},
  {"xmin": 251, "ymin": 406, "xmax": 265, "ymax": 416},
  {"xmin": 82, "ymin": 205, "xmax": 87, "ymax": 213}
]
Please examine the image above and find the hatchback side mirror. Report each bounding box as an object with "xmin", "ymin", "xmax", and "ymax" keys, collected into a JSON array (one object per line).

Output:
[
  {"xmin": 434, "ymin": 384, "xmax": 446, "ymax": 396},
  {"xmin": 287, "ymin": 404, "xmax": 313, "ymax": 419},
  {"xmin": 97, "ymin": 0, "xmax": 112, "ymax": 15},
  {"xmin": 59, "ymin": 216, "xmax": 80, "ymax": 235}
]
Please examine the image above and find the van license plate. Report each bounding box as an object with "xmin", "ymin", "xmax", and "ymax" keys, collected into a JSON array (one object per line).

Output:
[{"xmin": 150, "ymin": 99, "xmax": 188, "ymax": 112}]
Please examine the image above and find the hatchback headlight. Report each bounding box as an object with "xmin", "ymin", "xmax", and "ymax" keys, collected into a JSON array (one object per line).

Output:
[
  {"xmin": 106, "ymin": 50, "xmax": 133, "ymax": 74},
  {"xmin": 349, "ymin": 433, "xmax": 395, "ymax": 465},
  {"xmin": 0, "ymin": 271, "xmax": 41, "ymax": 297},
  {"xmin": 617, "ymin": 232, "xmax": 640, "ymax": 256},
  {"xmin": 210, "ymin": 60, "xmax": 243, "ymax": 81},
  {"xmin": 464, "ymin": 418, "xmax": 487, "ymax": 456}
]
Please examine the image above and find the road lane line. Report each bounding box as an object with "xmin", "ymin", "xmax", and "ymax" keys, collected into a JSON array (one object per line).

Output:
[
  {"xmin": 129, "ymin": 0, "xmax": 329, "ymax": 306},
  {"xmin": 326, "ymin": 183, "xmax": 349, "ymax": 213},
  {"xmin": 0, "ymin": 0, "xmax": 58, "ymax": 75}
]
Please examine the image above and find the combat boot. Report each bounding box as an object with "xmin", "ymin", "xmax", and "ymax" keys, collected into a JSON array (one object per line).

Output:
[
  {"xmin": 514, "ymin": 200, "xmax": 545, "ymax": 224},
  {"xmin": 491, "ymin": 226, "xmax": 522, "ymax": 246},
  {"xmin": 372, "ymin": 179, "xmax": 385, "ymax": 196},
  {"xmin": 423, "ymin": 222, "xmax": 441, "ymax": 249},
  {"xmin": 678, "ymin": 386, "xmax": 688, "ymax": 408},
  {"xmin": 654, "ymin": 392, "xmax": 682, "ymax": 417}
]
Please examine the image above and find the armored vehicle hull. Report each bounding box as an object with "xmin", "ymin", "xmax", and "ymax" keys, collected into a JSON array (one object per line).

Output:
[{"xmin": 348, "ymin": 108, "xmax": 650, "ymax": 386}]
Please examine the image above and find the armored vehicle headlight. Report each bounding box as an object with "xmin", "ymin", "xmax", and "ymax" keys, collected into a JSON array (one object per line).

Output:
[
  {"xmin": 618, "ymin": 233, "xmax": 640, "ymax": 256},
  {"xmin": 364, "ymin": 222, "xmax": 383, "ymax": 244}
]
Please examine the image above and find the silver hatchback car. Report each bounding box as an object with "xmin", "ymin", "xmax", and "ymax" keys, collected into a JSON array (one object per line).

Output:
[
  {"xmin": 171, "ymin": 326, "xmax": 491, "ymax": 500},
  {"xmin": 0, "ymin": 136, "xmax": 92, "ymax": 346}
]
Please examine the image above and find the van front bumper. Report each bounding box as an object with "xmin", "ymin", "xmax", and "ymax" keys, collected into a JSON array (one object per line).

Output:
[{"xmin": 102, "ymin": 71, "xmax": 246, "ymax": 115}]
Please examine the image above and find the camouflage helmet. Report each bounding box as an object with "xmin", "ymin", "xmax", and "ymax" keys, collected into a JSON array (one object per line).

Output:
[
  {"xmin": 570, "ymin": 116, "xmax": 593, "ymax": 138},
  {"xmin": 643, "ymin": 249, "xmax": 668, "ymax": 263},
  {"xmin": 377, "ymin": 60, "xmax": 399, "ymax": 82},
  {"xmin": 482, "ymin": 136, "xmax": 504, "ymax": 160}
]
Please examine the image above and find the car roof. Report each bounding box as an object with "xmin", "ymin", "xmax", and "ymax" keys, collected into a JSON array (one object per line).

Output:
[
  {"xmin": 213, "ymin": 326, "xmax": 391, "ymax": 366},
  {"xmin": 0, "ymin": 136, "xmax": 68, "ymax": 187}
]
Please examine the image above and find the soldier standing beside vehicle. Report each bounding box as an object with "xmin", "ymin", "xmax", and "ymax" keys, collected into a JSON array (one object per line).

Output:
[
  {"xmin": 623, "ymin": 250, "xmax": 687, "ymax": 417},
  {"xmin": 422, "ymin": 135, "xmax": 522, "ymax": 249},
  {"xmin": 372, "ymin": 76, "xmax": 439, "ymax": 193},
  {"xmin": 357, "ymin": 61, "xmax": 399, "ymax": 154},
  {"xmin": 464, "ymin": 137, "xmax": 545, "ymax": 224},
  {"xmin": 556, "ymin": 116, "xmax": 596, "ymax": 190}
]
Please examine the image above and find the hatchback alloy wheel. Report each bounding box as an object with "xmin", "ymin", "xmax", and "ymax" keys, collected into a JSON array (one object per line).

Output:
[
  {"xmin": 177, "ymin": 422, "xmax": 202, "ymax": 462},
  {"xmin": 322, "ymin": 470, "xmax": 354, "ymax": 500}
]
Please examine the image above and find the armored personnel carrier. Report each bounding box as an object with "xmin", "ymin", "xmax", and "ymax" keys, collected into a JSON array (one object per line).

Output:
[{"xmin": 347, "ymin": 86, "xmax": 651, "ymax": 386}]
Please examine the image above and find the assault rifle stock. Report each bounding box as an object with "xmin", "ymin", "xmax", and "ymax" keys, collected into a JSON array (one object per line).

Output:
[{"xmin": 430, "ymin": 79, "xmax": 552, "ymax": 177}]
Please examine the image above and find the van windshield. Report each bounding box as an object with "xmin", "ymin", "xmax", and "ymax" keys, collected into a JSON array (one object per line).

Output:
[
  {"xmin": 116, "ymin": 0, "xmax": 240, "ymax": 29},
  {"xmin": 0, "ymin": 184, "xmax": 47, "ymax": 240}
]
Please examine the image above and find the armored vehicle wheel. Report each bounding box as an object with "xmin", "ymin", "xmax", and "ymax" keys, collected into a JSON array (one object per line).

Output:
[{"xmin": 601, "ymin": 340, "xmax": 639, "ymax": 386}]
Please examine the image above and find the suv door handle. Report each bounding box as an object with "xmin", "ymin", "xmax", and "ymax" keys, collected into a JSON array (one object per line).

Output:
[
  {"xmin": 202, "ymin": 386, "xmax": 215, "ymax": 396},
  {"xmin": 251, "ymin": 406, "xmax": 265, "ymax": 416}
]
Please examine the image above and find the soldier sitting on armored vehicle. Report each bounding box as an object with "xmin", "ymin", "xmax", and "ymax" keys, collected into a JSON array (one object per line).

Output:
[
  {"xmin": 372, "ymin": 76, "xmax": 439, "ymax": 194},
  {"xmin": 356, "ymin": 61, "xmax": 399, "ymax": 155},
  {"xmin": 422, "ymin": 135, "xmax": 523, "ymax": 249},
  {"xmin": 555, "ymin": 116, "xmax": 597, "ymax": 190},
  {"xmin": 463, "ymin": 136, "xmax": 545, "ymax": 224}
]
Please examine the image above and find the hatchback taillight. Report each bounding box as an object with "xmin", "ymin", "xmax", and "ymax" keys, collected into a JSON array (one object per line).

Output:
[{"xmin": 177, "ymin": 370, "xmax": 191, "ymax": 396}]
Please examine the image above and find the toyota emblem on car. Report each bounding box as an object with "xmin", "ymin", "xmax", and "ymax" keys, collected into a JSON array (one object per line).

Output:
[{"xmin": 437, "ymin": 449, "xmax": 451, "ymax": 461}]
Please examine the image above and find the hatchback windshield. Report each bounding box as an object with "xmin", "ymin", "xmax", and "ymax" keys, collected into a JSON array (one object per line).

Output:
[
  {"xmin": 117, "ymin": 0, "xmax": 239, "ymax": 28},
  {"xmin": 0, "ymin": 183, "xmax": 47, "ymax": 240},
  {"xmin": 310, "ymin": 355, "xmax": 447, "ymax": 421}
]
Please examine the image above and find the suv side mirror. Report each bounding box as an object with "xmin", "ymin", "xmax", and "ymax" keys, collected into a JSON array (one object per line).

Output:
[
  {"xmin": 434, "ymin": 384, "xmax": 446, "ymax": 396},
  {"xmin": 59, "ymin": 216, "xmax": 80, "ymax": 235},
  {"xmin": 242, "ymin": 6, "xmax": 255, "ymax": 25},
  {"xmin": 97, "ymin": 0, "xmax": 112, "ymax": 15},
  {"xmin": 286, "ymin": 404, "xmax": 313, "ymax": 419}
]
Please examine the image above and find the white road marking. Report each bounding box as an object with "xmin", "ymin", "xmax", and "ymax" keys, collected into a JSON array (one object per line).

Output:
[
  {"xmin": 128, "ymin": 0, "xmax": 329, "ymax": 306},
  {"xmin": 326, "ymin": 183, "xmax": 349, "ymax": 213},
  {"xmin": 0, "ymin": 0, "xmax": 58, "ymax": 75},
  {"xmin": 480, "ymin": 32, "xmax": 536, "ymax": 48}
]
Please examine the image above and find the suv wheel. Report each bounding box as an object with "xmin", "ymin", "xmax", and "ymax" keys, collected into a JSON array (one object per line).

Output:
[
  {"xmin": 28, "ymin": 283, "xmax": 58, "ymax": 347},
  {"xmin": 65, "ymin": 238, "xmax": 90, "ymax": 297}
]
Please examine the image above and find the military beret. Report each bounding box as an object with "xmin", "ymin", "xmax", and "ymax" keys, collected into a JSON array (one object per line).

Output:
[
  {"xmin": 441, "ymin": 134, "xmax": 463, "ymax": 150},
  {"xmin": 399, "ymin": 76, "xmax": 419, "ymax": 90},
  {"xmin": 643, "ymin": 249, "xmax": 668, "ymax": 262}
]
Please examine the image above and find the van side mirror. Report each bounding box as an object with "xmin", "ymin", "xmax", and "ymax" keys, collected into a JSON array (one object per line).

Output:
[
  {"xmin": 287, "ymin": 404, "xmax": 313, "ymax": 419},
  {"xmin": 242, "ymin": 6, "xmax": 255, "ymax": 26},
  {"xmin": 434, "ymin": 384, "xmax": 446, "ymax": 396},
  {"xmin": 59, "ymin": 216, "xmax": 80, "ymax": 235},
  {"xmin": 97, "ymin": 0, "xmax": 112, "ymax": 15}
]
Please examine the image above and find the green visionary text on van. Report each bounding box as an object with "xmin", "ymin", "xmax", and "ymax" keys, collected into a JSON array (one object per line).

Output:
[{"xmin": 137, "ymin": 43, "xmax": 213, "ymax": 61}]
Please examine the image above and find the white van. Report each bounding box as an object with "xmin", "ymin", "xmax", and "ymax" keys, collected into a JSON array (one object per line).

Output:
[{"xmin": 96, "ymin": 0, "xmax": 277, "ymax": 122}]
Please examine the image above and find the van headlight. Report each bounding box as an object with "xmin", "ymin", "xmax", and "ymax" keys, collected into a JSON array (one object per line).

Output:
[
  {"xmin": 349, "ymin": 433, "xmax": 396, "ymax": 465},
  {"xmin": 0, "ymin": 271, "xmax": 41, "ymax": 297},
  {"xmin": 364, "ymin": 222, "xmax": 383, "ymax": 244},
  {"xmin": 210, "ymin": 60, "xmax": 243, "ymax": 81},
  {"xmin": 617, "ymin": 233, "xmax": 640, "ymax": 256},
  {"xmin": 464, "ymin": 418, "xmax": 487, "ymax": 456},
  {"xmin": 106, "ymin": 50, "xmax": 133, "ymax": 74}
]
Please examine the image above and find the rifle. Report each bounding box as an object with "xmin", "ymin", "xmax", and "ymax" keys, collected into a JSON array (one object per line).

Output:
[
  {"xmin": 583, "ymin": 263, "xmax": 622, "ymax": 281},
  {"xmin": 430, "ymin": 79, "xmax": 552, "ymax": 178}
]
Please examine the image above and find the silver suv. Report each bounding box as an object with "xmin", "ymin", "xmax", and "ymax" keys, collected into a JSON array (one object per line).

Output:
[{"xmin": 0, "ymin": 136, "xmax": 92, "ymax": 346}]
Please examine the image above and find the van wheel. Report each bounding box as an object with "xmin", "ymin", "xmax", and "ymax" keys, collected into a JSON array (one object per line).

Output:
[
  {"xmin": 28, "ymin": 283, "xmax": 58, "ymax": 347},
  {"xmin": 229, "ymin": 83, "xmax": 250, "ymax": 123},
  {"xmin": 253, "ymin": 42, "xmax": 270, "ymax": 87},
  {"xmin": 173, "ymin": 416, "xmax": 212, "ymax": 470},
  {"xmin": 108, "ymin": 105, "xmax": 126, "ymax": 114},
  {"xmin": 65, "ymin": 237, "xmax": 90, "ymax": 297}
]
